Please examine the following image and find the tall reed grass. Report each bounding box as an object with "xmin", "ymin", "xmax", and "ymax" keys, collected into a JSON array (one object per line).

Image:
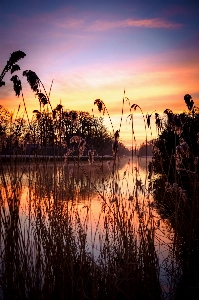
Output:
[{"xmin": 0, "ymin": 157, "xmax": 164, "ymax": 300}]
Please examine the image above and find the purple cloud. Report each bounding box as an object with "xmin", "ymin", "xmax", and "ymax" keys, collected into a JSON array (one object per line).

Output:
[{"xmin": 88, "ymin": 17, "xmax": 182, "ymax": 31}]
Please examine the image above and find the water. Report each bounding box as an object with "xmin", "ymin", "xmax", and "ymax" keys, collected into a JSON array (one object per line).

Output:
[{"xmin": 0, "ymin": 156, "xmax": 177, "ymax": 297}]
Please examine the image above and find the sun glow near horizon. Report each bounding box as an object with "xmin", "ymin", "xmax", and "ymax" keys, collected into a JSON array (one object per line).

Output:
[
  {"xmin": 1, "ymin": 53, "xmax": 198, "ymax": 147},
  {"xmin": 0, "ymin": 0, "xmax": 199, "ymax": 146}
]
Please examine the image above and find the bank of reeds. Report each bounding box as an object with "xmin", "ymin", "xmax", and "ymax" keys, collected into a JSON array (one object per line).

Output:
[
  {"xmin": 152, "ymin": 96, "xmax": 199, "ymax": 299},
  {"xmin": 0, "ymin": 157, "xmax": 162, "ymax": 300}
]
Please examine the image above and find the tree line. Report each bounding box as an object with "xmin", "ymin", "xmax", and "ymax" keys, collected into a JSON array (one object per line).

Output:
[
  {"xmin": 0, "ymin": 51, "xmax": 130, "ymax": 157},
  {"xmin": 0, "ymin": 104, "xmax": 129, "ymax": 156}
]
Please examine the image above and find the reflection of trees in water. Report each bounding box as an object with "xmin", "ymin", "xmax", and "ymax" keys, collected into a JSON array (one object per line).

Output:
[
  {"xmin": 1, "ymin": 158, "xmax": 128, "ymax": 203},
  {"xmin": 137, "ymin": 156, "xmax": 152, "ymax": 171}
]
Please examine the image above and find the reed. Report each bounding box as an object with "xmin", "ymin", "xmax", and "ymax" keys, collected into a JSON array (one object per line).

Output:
[
  {"xmin": 0, "ymin": 156, "xmax": 164, "ymax": 300},
  {"xmin": 1, "ymin": 51, "xmax": 195, "ymax": 300}
]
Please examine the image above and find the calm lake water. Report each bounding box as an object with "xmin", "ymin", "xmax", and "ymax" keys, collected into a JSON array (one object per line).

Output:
[{"xmin": 0, "ymin": 156, "xmax": 176, "ymax": 295}]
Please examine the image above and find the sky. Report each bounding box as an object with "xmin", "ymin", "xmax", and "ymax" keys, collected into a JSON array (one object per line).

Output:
[{"xmin": 0, "ymin": 0, "xmax": 199, "ymax": 146}]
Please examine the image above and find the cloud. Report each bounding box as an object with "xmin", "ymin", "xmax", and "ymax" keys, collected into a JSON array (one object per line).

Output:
[
  {"xmin": 88, "ymin": 17, "xmax": 182, "ymax": 31},
  {"xmin": 55, "ymin": 18, "xmax": 85, "ymax": 29},
  {"xmin": 44, "ymin": 44, "xmax": 199, "ymax": 119}
]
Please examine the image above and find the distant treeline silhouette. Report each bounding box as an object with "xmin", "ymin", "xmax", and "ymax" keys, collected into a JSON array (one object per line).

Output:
[
  {"xmin": 0, "ymin": 105, "xmax": 131, "ymax": 157},
  {"xmin": 0, "ymin": 51, "xmax": 130, "ymax": 158}
]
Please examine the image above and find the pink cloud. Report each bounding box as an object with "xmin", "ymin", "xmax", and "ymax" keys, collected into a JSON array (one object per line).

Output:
[
  {"xmin": 55, "ymin": 18, "xmax": 85, "ymax": 29},
  {"xmin": 88, "ymin": 17, "xmax": 182, "ymax": 31}
]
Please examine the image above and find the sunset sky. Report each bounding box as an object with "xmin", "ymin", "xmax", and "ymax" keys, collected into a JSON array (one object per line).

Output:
[{"xmin": 0, "ymin": 0, "xmax": 199, "ymax": 146}]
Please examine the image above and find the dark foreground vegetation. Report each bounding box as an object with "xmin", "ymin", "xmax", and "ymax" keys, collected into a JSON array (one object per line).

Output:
[
  {"xmin": 0, "ymin": 51, "xmax": 199, "ymax": 299},
  {"xmin": 152, "ymin": 95, "xmax": 199, "ymax": 299},
  {"xmin": 0, "ymin": 165, "xmax": 161, "ymax": 300}
]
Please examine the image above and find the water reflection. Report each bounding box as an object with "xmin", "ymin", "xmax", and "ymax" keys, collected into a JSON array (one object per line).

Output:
[{"xmin": 0, "ymin": 157, "xmax": 175, "ymax": 297}]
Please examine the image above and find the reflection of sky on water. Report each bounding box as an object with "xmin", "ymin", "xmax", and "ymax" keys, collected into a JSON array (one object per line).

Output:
[{"xmin": 0, "ymin": 157, "xmax": 175, "ymax": 294}]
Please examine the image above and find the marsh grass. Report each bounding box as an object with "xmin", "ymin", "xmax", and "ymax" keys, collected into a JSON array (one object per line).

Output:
[
  {"xmin": 0, "ymin": 156, "xmax": 164, "ymax": 300},
  {"xmin": 0, "ymin": 102, "xmax": 172, "ymax": 300},
  {"xmin": 152, "ymin": 100, "xmax": 199, "ymax": 298}
]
